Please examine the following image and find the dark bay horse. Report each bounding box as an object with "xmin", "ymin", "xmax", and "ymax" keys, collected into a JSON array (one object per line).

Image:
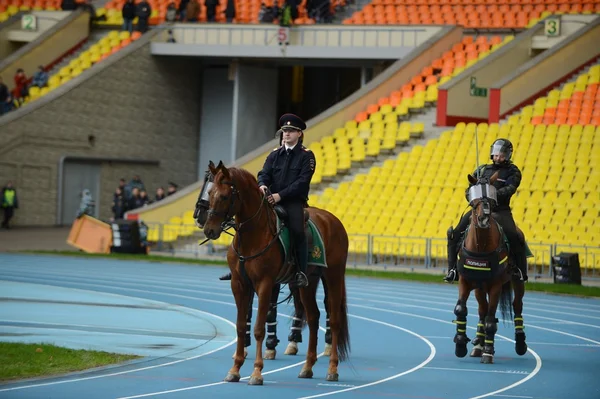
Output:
[
  {"xmin": 202, "ymin": 161, "xmax": 350, "ymax": 385},
  {"xmin": 452, "ymin": 172, "xmax": 527, "ymax": 364},
  {"xmin": 194, "ymin": 167, "xmax": 333, "ymax": 361}
]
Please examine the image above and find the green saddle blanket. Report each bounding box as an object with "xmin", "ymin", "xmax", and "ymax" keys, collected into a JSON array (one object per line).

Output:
[{"xmin": 277, "ymin": 216, "xmax": 327, "ymax": 267}]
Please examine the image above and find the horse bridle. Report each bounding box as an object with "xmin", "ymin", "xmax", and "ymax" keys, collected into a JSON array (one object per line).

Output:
[{"xmin": 204, "ymin": 176, "xmax": 282, "ymax": 264}]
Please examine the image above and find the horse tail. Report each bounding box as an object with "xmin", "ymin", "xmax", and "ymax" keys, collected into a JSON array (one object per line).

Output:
[
  {"xmin": 337, "ymin": 275, "xmax": 351, "ymax": 362},
  {"xmin": 499, "ymin": 280, "xmax": 513, "ymax": 324}
]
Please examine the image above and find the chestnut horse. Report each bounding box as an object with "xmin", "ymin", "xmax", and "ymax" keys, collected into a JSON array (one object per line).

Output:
[
  {"xmin": 202, "ymin": 161, "xmax": 350, "ymax": 385},
  {"xmin": 193, "ymin": 167, "xmax": 333, "ymax": 360},
  {"xmin": 452, "ymin": 172, "xmax": 527, "ymax": 364}
]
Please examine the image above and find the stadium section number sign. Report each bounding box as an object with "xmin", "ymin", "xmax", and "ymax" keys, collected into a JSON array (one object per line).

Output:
[
  {"xmin": 544, "ymin": 17, "xmax": 560, "ymax": 37},
  {"xmin": 278, "ymin": 27, "xmax": 290, "ymax": 45},
  {"xmin": 22, "ymin": 14, "xmax": 37, "ymax": 31},
  {"xmin": 470, "ymin": 76, "xmax": 488, "ymax": 98}
]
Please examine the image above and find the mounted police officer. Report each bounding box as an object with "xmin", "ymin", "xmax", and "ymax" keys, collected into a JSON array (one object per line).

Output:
[
  {"xmin": 445, "ymin": 138, "xmax": 528, "ymax": 283},
  {"xmin": 256, "ymin": 113, "xmax": 316, "ymax": 288}
]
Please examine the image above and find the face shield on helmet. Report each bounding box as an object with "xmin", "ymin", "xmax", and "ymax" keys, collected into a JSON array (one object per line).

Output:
[{"xmin": 490, "ymin": 139, "xmax": 513, "ymax": 163}]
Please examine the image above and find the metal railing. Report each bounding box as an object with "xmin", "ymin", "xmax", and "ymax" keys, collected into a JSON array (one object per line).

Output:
[
  {"xmin": 153, "ymin": 24, "xmax": 433, "ymax": 49},
  {"xmin": 143, "ymin": 222, "xmax": 600, "ymax": 281}
]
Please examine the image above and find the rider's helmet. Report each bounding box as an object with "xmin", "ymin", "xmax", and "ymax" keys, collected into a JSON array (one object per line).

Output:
[{"xmin": 490, "ymin": 138, "xmax": 513, "ymax": 164}]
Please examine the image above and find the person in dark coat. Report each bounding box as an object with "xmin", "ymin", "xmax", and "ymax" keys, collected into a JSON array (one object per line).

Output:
[
  {"xmin": 136, "ymin": 0, "xmax": 152, "ymax": 33},
  {"xmin": 257, "ymin": 113, "xmax": 316, "ymax": 287}
]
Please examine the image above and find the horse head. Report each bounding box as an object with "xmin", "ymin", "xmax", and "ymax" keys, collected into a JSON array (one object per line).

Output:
[
  {"xmin": 203, "ymin": 160, "xmax": 239, "ymax": 240},
  {"xmin": 467, "ymin": 171, "xmax": 499, "ymax": 230},
  {"xmin": 193, "ymin": 161, "xmax": 216, "ymax": 228}
]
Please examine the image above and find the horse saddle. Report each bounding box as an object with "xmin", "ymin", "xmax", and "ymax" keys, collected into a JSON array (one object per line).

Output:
[{"xmin": 273, "ymin": 205, "xmax": 327, "ymax": 268}]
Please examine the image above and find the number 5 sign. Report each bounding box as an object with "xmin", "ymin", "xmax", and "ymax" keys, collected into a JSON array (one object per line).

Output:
[
  {"xmin": 278, "ymin": 27, "xmax": 290, "ymax": 45},
  {"xmin": 22, "ymin": 14, "xmax": 37, "ymax": 31},
  {"xmin": 544, "ymin": 16, "xmax": 560, "ymax": 37}
]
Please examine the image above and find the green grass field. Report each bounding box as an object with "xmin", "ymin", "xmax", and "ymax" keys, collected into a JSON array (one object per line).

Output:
[
  {"xmin": 20, "ymin": 250, "xmax": 600, "ymax": 298},
  {"xmin": 0, "ymin": 343, "xmax": 140, "ymax": 382}
]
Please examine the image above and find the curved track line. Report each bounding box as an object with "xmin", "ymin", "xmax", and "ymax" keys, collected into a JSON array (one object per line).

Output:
[
  {"xmin": 348, "ymin": 304, "xmax": 543, "ymax": 399},
  {"xmin": 0, "ymin": 307, "xmax": 237, "ymax": 393},
  {"xmin": 296, "ymin": 314, "xmax": 436, "ymax": 399}
]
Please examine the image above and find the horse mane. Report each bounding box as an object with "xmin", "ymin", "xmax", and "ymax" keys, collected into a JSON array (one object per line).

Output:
[{"xmin": 216, "ymin": 167, "xmax": 261, "ymax": 198}]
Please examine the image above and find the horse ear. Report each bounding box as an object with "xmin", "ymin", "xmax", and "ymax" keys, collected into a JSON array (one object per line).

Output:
[
  {"xmin": 468, "ymin": 174, "xmax": 477, "ymax": 185},
  {"xmin": 220, "ymin": 162, "xmax": 231, "ymax": 180},
  {"xmin": 208, "ymin": 161, "xmax": 217, "ymax": 176},
  {"xmin": 490, "ymin": 171, "xmax": 499, "ymax": 185}
]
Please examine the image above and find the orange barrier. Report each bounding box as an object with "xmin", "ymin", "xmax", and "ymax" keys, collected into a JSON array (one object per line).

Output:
[{"xmin": 67, "ymin": 215, "xmax": 113, "ymax": 254}]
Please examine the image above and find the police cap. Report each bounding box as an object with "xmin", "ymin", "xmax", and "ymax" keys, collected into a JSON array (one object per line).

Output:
[{"xmin": 279, "ymin": 113, "xmax": 306, "ymax": 131}]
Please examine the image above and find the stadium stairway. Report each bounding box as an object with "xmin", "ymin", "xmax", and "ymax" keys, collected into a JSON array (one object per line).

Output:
[{"xmin": 45, "ymin": 30, "xmax": 108, "ymax": 77}]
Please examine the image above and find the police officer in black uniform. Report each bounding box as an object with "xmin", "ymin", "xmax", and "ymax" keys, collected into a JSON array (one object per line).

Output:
[
  {"xmin": 256, "ymin": 113, "xmax": 316, "ymax": 288},
  {"xmin": 445, "ymin": 138, "xmax": 528, "ymax": 283}
]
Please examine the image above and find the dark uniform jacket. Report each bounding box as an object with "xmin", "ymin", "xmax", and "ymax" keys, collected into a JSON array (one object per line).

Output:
[
  {"xmin": 467, "ymin": 162, "xmax": 522, "ymax": 211},
  {"xmin": 257, "ymin": 144, "xmax": 316, "ymax": 203}
]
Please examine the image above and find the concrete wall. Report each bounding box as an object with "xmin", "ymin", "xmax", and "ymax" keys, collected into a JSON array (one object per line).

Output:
[
  {"xmin": 0, "ymin": 13, "xmax": 24, "ymax": 60},
  {"xmin": 0, "ymin": 10, "xmax": 89, "ymax": 85},
  {"xmin": 0, "ymin": 33, "xmax": 202, "ymax": 226},
  {"xmin": 151, "ymin": 24, "xmax": 442, "ymax": 60},
  {"xmin": 490, "ymin": 16, "xmax": 600, "ymax": 121},
  {"xmin": 129, "ymin": 25, "xmax": 463, "ymax": 225}
]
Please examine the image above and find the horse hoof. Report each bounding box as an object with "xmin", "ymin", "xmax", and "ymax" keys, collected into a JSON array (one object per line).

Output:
[
  {"xmin": 285, "ymin": 342, "xmax": 298, "ymax": 355},
  {"xmin": 455, "ymin": 344, "xmax": 468, "ymax": 358},
  {"xmin": 323, "ymin": 343, "xmax": 332, "ymax": 356},
  {"xmin": 264, "ymin": 349, "xmax": 276, "ymax": 360},
  {"xmin": 326, "ymin": 373, "xmax": 339, "ymax": 382},
  {"xmin": 481, "ymin": 354, "xmax": 494, "ymax": 364},
  {"xmin": 470, "ymin": 347, "xmax": 483, "ymax": 358},
  {"xmin": 224, "ymin": 373, "xmax": 240, "ymax": 382},
  {"xmin": 298, "ymin": 369, "xmax": 313, "ymax": 379},
  {"xmin": 515, "ymin": 342, "xmax": 528, "ymax": 356},
  {"xmin": 248, "ymin": 376, "xmax": 263, "ymax": 386}
]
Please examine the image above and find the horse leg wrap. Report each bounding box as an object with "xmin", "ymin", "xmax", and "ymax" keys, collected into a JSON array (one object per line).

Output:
[
  {"xmin": 288, "ymin": 316, "xmax": 303, "ymax": 343},
  {"xmin": 245, "ymin": 320, "xmax": 251, "ymax": 348},
  {"xmin": 514, "ymin": 315, "xmax": 526, "ymax": 339},
  {"xmin": 484, "ymin": 316, "xmax": 498, "ymax": 355},
  {"xmin": 265, "ymin": 305, "xmax": 279, "ymax": 350},
  {"xmin": 325, "ymin": 317, "xmax": 332, "ymax": 345},
  {"xmin": 453, "ymin": 300, "xmax": 469, "ymax": 345},
  {"xmin": 472, "ymin": 320, "xmax": 485, "ymax": 346}
]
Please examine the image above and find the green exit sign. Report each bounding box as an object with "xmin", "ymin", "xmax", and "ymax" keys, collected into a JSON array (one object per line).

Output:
[{"xmin": 470, "ymin": 77, "xmax": 488, "ymax": 98}]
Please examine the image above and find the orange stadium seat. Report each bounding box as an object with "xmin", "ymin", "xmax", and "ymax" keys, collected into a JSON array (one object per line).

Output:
[{"xmin": 342, "ymin": 0, "xmax": 600, "ymax": 28}]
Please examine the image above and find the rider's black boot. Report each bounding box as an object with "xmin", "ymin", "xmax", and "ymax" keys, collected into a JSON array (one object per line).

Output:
[
  {"xmin": 295, "ymin": 240, "xmax": 309, "ymax": 288},
  {"xmin": 219, "ymin": 272, "xmax": 232, "ymax": 281},
  {"xmin": 444, "ymin": 227, "xmax": 459, "ymax": 283}
]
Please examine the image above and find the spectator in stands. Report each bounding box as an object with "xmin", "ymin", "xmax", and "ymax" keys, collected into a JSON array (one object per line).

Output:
[
  {"xmin": 136, "ymin": 0, "xmax": 152, "ymax": 33},
  {"xmin": 155, "ymin": 187, "xmax": 166, "ymax": 202},
  {"xmin": 76, "ymin": 189, "xmax": 95, "ymax": 219},
  {"xmin": 0, "ymin": 77, "xmax": 9, "ymax": 115},
  {"xmin": 127, "ymin": 175, "xmax": 145, "ymax": 195},
  {"xmin": 127, "ymin": 187, "xmax": 143, "ymax": 210},
  {"xmin": 1, "ymin": 181, "xmax": 18, "ymax": 229},
  {"xmin": 225, "ymin": 0, "xmax": 235, "ymax": 23},
  {"xmin": 31, "ymin": 66, "xmax": 49, "ymax": 88},
  {"xmin": 185, "ymin": 0, "xmax": 200, "ymax": 22},
  {"xmin": 280, "ymin": 2, "xmax": 293, "ymax": 28},
  {"xmin": 139, "ymin": 190, "xmax": 150, "ymax": 206},
  {"xmin": 205, "ymin": 0, "xmax": 218, "ymax": 22},
  {"xmin": 61, "ymin": 0, "xmax": 77, "ymax": 10},
  {"xmin": 165, "ymin": 2, "xmax": 177, "ymax": 23},
  {"xmin": 122, "ymin": 0, "xmax": 136, "ymax": 33},
  {"xmin": 13, "ymin": 69, "xmax": 28, "ymax": 103},
  {"xmin": 167, "ymin": 182, "xmax": 178, "ymax": 196},
  {"xmin": 112, "ymin": 187, "xmax": 126, "ymax": 220}
]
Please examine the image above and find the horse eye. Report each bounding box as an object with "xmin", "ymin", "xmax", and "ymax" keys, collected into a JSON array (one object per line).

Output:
[{"xmin": 220, "ymin": 195, "xmax": 229, "ymax": 201}]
